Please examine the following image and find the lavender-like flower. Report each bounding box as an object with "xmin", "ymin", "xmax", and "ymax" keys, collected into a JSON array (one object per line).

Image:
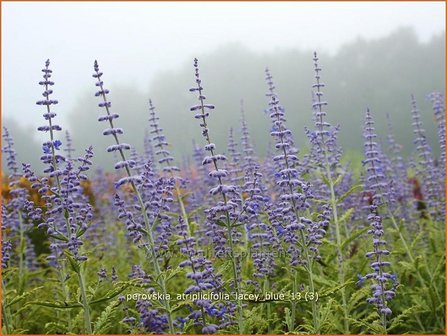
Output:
[
  {"xmin": 385, "ymin": 114, "xmax": 412, "ymax": 222},
  {"xmin": 128, "ymin": 265, "xmax": 169, "ymax": 333},
  {"xmin": 410, "ymin": 95, "xmax": 443, "ymax": 220},
  {"xmin": 264, "ymin": 67, "xmax": 322, "ymax": 332},
  {"xmin": 143, "ymin": 129, "xmax": 156, "ymax": 170},
  {"xmin": 428, "ymin": 91, "xmax": 445, "ymax": 172},
  {"xmin": 238, "ymin": 105, "xmax": 276, "ymax": 279},
  {"xmin": 30, "ymin": 59, "xmax": 95, "ymax": 333},
  {"xmin": 360, "ymin": 108, "xmax": 395, "ymax": 326},
  {"xmin": 362, "ymin": 109, "xmax": 389, "ymax": 206},
  {"xmin": 226, "ymin": 128, "xmax": 244, "ymax": 186},
  {"xmin": 361, "ymin": 207, "xmax": 395, "ymax": 319},
  {"xmin": 36, "ymin": 60, "xmax": 64, "ymax": 175},
  {"xmin": 93, "ymin": 60, "xmax": 175, "ymax": 333},
  {"xmin": 190, "ymin": 58, "xmax": 244, "ymax": 332},
  {"xmin": 176, "ymin": 216, "xmax": 232, "ymax": 333},
  {"xmin": 64, "ymin": 130, "xmax": 76, "ymax": 160},
  {"xmin": 148, "ymin": 99, "xmax": 179, "ymax": 173},
  {"xmin": 3, "ymin": 127, "xmax": 20, "ymax": 176},
  {"xmin": 264, "ymin": 67, "xmax": 321, "ymax": 264},
  {"xmin": 240, "ymin": 101, "xmax": 258, "ymax": 175},
  {"xmin": 305, "ymin": 52, "xmax": 342, "ymax": 175}
]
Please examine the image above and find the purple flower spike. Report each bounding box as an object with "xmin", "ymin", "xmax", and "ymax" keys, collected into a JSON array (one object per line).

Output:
[
  {"xmin": 410, "ymin": 96, "xmax": 444, "ymax": 220},
  {"xmin": 428, "ymin": 91, "xmax": 445, "ymax": 171},
  {"xmin": 148, "ymin": 99, "xmax": 179, "ymax": 173},
  {"xmin": 264, "ymin": 67, "xmax": 321, "ymax": 265}
]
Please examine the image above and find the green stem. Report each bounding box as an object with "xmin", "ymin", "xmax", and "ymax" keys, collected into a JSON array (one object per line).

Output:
[
  {"xmin": 313, "ymin": 61, "xmax": 350, "ymax": 333},
  {"xmin": 290, "ymin": 270, "xmax": 298, "ymax": 331},
  {"xmin": 225, "ymin": 216, "xmax": 244, "ymax": 334},
  {"xmin": 326, "ymin": 169, "xmax": 349, "ymax": 334},
  {"xmin": 76, "ymin": 269, "xmax": 92, "ymax": 334},
  {"xmin": 265, "ymin": 279, "xmax": 272, "ymax": 334},
  {"xmin": 299, "ymin": 230, "xmax": 320, "ymax": 333},
  {"xmin": 2, "ymin": 279, "xmax": 12, "ymax": 334},
  {"xmin": 17, "ymin": 212, "xmax": 26, "ymax": 295},
  {"xmin": 59, "ymin": 263, "xmax": 72, "ymax": 333}
]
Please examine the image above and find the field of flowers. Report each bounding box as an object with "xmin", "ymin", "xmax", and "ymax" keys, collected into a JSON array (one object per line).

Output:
[{"xmin": 1, "ymin": 54, "xmax": 445, "ymax": 335}]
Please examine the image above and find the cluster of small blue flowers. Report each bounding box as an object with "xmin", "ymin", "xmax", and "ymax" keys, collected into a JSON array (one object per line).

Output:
[
  {"xmin": 126, "ymin": 265, "xmax": 169, "ymax": 333},
  {"xmin": 36, "ymin": 151, "xmax": 94, "ymax": 262},
  {"xmin": 359, "ymin": 206, "xmax": 396, "ymax": 317},
  {"xmin": 244, "ymin": 170, "xmax": 276, "ymax": 278},
  {"xmin": 2, "ymin": 128, "xmax": 37, "ymax": 229},
  {"xmin": 176, "ymin": 216, "xmax": 233, "ymax": 333},
  {"xmin": 0, "ymin": 130, "xmax": 19, "ymax": 269}
]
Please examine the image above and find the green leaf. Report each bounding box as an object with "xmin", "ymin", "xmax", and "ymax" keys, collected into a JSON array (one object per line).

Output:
[
  {"xmin": 64, "ymin": 250, "xmax": 80, "ymax": 273},
  {"xmin": 76, "ymin": 227, "xmax": 87, "ymax": 238},
  {"xmin": 319, "ymin": 280, "xmax": 354, "ymax": 298},
  {"xmin": 321, "ymin": 173, "xmax": 331, "ymax": 187},
  {"xmin": 324, "ymin": 226, "xmax": 369, "ymax": 264},
  {"xmin": 170, "ymin": 299, "xmax": 194, "ymax": 313},
  {"xmin": 338, "ymin": 208, "xmax": 354, "ymax": 224},
  {"xmin": 93, "ymin": 300, "xmax": 120, "ymax": 334},
  {"xmin": 216, "ymin": 219, "xmax": 228, "ymax": 227},
  {"xmin": 336, "ymin": 184, "xmax": 362, "ymax": 204},
  {"xmin": 48, "ymin": 233, "xmax": 69, "ymax": 242},
  {"xmin": 165, "ymin": 267, "xmax": 183, "ymax": 282},
  {"xmin": 4, "ymin": 286, "xmax": 44, "ymax": 308},
  {"xmin": 333, "ymin": 173, "xmax": 343, "ymax": 186},
  {"xmin": 283, "ymin": 307, "xmax": 293, "ymax": 332},
  {"xmin": 26, "ymin": 301, "xmax": 82, "ymax": 309},
  {"xmin": 90, "ymin": 284, "xmax": 130, "ymax": 305}
]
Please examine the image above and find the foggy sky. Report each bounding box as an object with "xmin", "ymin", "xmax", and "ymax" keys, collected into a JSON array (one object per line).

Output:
[{"xmin": 2, "ymin": 2, "xmax": 445, "ymax": 138}]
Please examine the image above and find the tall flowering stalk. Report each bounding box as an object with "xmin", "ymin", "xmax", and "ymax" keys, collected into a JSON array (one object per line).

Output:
[
  {"xmin": 30, "ymin": 60, "xmax": 94, "ymax": 333},
  {"xmin": 2, "ymin": 128, "xmax": 41, "ymax": 335},
  {"xmin": 305, "ymin": 52, "xmax": 350, "ymax": 333},
  {"xmin": 359, "ymin": 109, "xmax": 396, "ymax": 329},
  {"xmin": 64, "ymin": 130, "xmax": 75, "ymax": 160},
  {"xmin": 265, "ymin": 67, "xmax": 322, "ymax": 332},
  {"xmin": 92, "ymin": 60, "xmax": 175, "ymax": 333},
  {"xmin": 428, "ymin": 92, "xmax": 445, "ymax": 174},
  {"xmin": 189, "ymin": 58, "xmax": 244, "ymax": 333},
  {"xmin": 411, "ymin": 95, "xmax": 444, "ymax": 221},
  {"xmin": 147, "ymin": 99, "xmax": 197, "ymax": 240},
  {"xmin": 385, "ymin": 114, "xmax": 412, "ymax": 223},
  {"xmin": 2, "ymin": 128, "xmax": 34, "ymax": 294}
]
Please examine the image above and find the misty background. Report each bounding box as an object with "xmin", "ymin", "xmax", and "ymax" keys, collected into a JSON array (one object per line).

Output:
[{"xmin": 2, "ymin": 2, "xmax": 445, "ymax": 173}]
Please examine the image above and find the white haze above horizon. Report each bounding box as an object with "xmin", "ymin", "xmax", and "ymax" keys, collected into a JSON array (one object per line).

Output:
[{"xmin": 2, "ymin": 1, "xmax": 445, "ymax": 136}]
